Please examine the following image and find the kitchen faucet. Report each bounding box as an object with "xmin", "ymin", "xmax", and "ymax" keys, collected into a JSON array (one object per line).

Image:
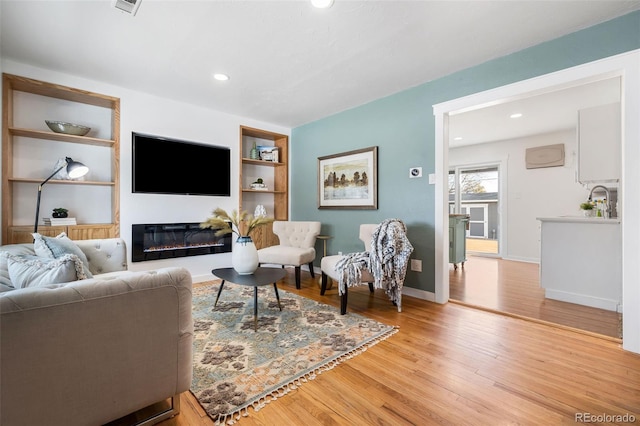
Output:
[{"xmin": 588, "ymin": 185, "xmax": 611, "ymax": 218}]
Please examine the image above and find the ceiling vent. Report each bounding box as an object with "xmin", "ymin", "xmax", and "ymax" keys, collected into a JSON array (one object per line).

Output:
[{"xmin": 112, "ymin": 0, "xmax": 142, "ymax": 16}]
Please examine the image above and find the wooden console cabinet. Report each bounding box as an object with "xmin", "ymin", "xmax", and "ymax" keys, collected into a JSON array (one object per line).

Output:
[
  {"xmin": 239, "ymin": 126, "xmax": 288, "ymax": 250},
  {"xmin": 2, "ymin": 74, "xmax": 120, "ymax": 244}
]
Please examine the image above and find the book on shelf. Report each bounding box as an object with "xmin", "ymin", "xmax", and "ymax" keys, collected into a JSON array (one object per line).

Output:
[
  {"xmin": 257, "ymin": 146, "xmax": 279, "ymax": 162},
  {"xmin": 43, "ymin": 217, "xmax": 77, "ymax": 226}
]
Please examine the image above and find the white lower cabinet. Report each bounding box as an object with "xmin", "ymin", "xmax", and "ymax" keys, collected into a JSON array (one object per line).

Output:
[{"xmin": 538, "ymin": 217, "xmax": 621, "ymax": 312}]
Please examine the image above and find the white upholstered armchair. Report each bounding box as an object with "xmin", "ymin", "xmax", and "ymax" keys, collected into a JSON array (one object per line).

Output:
[
  {"xmin": 257, "ymin": 221, "xmax": 321, "ymax": 289},
  {"xmin": 321, "ymin": 220, "xmax": 413, "ymax": 314}
]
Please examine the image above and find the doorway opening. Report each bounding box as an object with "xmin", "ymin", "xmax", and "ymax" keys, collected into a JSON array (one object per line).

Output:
[
  {"xmin": 449, "ymin": 165, "xmax": 500, "ymax": 256},
  {"xmin": 434, "ymin": 51, "xmax": 640, "ymax": 353}
]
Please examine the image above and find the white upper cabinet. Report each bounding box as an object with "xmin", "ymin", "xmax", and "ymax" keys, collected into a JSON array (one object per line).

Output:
[{"xmin": 577, "ymin": 102, "xmax": 621, "ymax": 183}]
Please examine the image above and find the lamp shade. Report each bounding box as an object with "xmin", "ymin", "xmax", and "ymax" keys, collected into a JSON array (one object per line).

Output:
[{"xmin": 65, "ymin": 157, "xmax": 89, "ymax": 179}]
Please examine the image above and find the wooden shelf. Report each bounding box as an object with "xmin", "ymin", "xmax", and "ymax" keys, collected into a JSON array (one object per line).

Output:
[
  {"xmin": 239, "ymin": 125, "xmax": 289, "ymax": 250},
  {"xmin": 8, "ymin": 177, "xmax": 115, "ymax": 186},
  {"xmin": 2, "ymin": 73, "xmax": 120, "ymax": 244},
  {"xmin": 241, "ymin": 189, "xmax": 286, "ymax": 194},
  {"xmin": 241, "ymin": 158, "xmax": 285, "ymax": 167},
  {"xmin": 9, "ymin": 127, "xmax": 115, "ymax": 147},
  {"xmin": 6, "ymin": 73, "xmax": 118, "ymax": 108},
  {"xmin": 8, "ymin": 224, "xmax": 118, "ymax": 244}
]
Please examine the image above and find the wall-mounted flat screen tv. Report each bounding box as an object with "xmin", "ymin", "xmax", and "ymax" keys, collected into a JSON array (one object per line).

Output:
[{"xmin": 132, "ymin": 132, "xmax": 231, "ymax": 196}]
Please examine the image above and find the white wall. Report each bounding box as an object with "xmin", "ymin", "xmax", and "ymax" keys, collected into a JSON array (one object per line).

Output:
[
  {"xmin": 449, "ymin": 129, "xmax": 596, "ymax": 262},
  {"xmin": 1, "ymin": 60, "xmax": 290, "ymax": 282}
]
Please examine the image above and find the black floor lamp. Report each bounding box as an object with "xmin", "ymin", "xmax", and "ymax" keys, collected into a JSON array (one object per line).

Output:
[{"xmin": 34, "ymin": 157, "xmax": 89, "ymax": 233}]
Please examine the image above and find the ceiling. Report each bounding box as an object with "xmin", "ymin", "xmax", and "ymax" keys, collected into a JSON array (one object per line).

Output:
[
  {"xmin": 448, "ymin": 76, "xmax": 622, "ymax": 147},
  {"xmin": 1, "ymin": 1, "xmax": 639, "ymax": 129}
]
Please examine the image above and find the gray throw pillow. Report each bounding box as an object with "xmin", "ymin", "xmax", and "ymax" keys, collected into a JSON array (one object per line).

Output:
[
  {"xmin": 5, "ymin": 253, "xmax": 87, "ymax": 289},
  {"xmin": 32, "ymin": 232, "xmax": 93, "ymax": 279}
]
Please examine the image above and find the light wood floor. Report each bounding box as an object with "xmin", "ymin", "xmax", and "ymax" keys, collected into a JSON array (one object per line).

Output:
[
  {"xmin": 449, "ymin": 256, "xmax": 622, "ymax": 339},
  {"xmin": 465, "ymin": 238, "xmax": 498, "ymax": 254},
  {"xmin": 119, "ymin": 268, "xmax": 640, "ymax": 426}
]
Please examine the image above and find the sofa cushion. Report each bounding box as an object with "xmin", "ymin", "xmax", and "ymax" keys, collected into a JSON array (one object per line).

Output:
[
  {"xmin": 3, "ymin": 253, "xmax": 88, "ymax": 289},
  {"xmin": 0, "ymin": 244, "xmax": 34, "ymax": 289},
  {"xmin": 32, "ymin": 232, "xmax": 93, "ymax": 278},
  {"xmin": 258, "ymin": 245, "xmax": 316, "ymax": 265},
  {"xmin": 0, "ymin": 283, "xmax": 14, "ymax": 292}
]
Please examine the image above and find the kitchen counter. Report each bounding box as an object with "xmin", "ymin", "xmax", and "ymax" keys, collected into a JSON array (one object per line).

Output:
[
  {"xmin": 537, "ymin": 216, "xmax": 620, "ymax": 224},
  {"xmin": 538, "ymin": 217, "xmax": 621, "ymax": 312}
]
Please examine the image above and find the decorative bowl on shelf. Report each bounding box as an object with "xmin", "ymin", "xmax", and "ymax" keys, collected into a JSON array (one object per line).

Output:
[{"xmin": 45, "ymin": 120, "xmax": 91, "ymax": 136}]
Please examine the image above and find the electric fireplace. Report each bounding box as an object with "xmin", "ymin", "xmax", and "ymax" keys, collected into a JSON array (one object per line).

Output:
[{"xmin": 132, "ymin": 222, "xmax": 231, "ymax": 262}]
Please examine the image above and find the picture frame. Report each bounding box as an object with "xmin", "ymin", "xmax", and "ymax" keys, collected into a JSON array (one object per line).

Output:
[{"xmin": 318, "ymin": 146, "xmax": 378, "ymax": 209}]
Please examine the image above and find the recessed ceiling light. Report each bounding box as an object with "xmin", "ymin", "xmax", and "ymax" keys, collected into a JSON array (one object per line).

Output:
[
  {"xmin": 454, "ymin": 137, "xmax": 463, "ymax": 141},
  {"xmin": 510, "ymin": 113, "xmax": 523, "ymax": 118},
  {"xmin": 311, "ymin": 0, "xmax": 334, "ymax": 9},
  {"xmin": 213, "ymin": 73, "xmax": 229, "ymax": 81}
]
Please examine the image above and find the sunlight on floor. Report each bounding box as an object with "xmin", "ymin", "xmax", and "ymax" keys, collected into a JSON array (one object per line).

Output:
[{"xmin": 466, "ymin": 238, "xmax": 498, "ymax": 254}]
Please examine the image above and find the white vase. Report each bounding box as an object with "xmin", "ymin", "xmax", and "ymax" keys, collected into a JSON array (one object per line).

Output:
[{"xmin": 232, "ymin": 236, "xmax": 259, "ymax": 275}]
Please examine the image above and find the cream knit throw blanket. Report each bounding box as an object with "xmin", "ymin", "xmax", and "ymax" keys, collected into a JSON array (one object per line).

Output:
[{"xmin": 335, "ymin": 219, "xmax": 414, "ymax": 308}]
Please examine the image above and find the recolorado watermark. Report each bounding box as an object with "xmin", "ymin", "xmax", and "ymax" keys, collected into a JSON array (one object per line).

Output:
[{"xmin": 575, "ymin": 412, "xmax": 636, "ymax": 423}]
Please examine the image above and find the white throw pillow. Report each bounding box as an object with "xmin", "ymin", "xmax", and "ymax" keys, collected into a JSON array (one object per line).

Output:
[
  {"xmin": 5, "ymin": 253, "xmax": 87, "ymax": 289},
  {"xmin": 32, "ymin": 232, "xmax": 93, "ymax": 278}
]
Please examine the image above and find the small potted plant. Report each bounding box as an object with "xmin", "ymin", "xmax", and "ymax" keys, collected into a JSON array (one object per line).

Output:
[
  {"xmin": 250, "ymin": 178, "xmax": 267, "ymax": 190},
  {"xmin": 580, "ymin": 201, "xmax": 595, "ymax": 217},
  {"xmin": 52, "ymin": 207, "xmax": 69, "ymax": 218}
]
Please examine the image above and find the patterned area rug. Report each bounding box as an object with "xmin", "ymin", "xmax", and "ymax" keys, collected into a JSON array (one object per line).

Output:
[{"xmin": 190, "ymin": 282, "xmax": 398, "ymax": 425}]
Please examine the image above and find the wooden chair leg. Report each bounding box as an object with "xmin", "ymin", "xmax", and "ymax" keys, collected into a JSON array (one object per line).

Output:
[
  {"xmin": 321, "ymin": 272, "xmax": 328, "ymax": 295},
  {"xmin": 340, "ymin": 286, "xmax": 348, "ymax": 315},
  {"xmin": 295, "ymin": 266, "xmax": 301, "ymax": 289},
  {"xmin": 308, "ymin": 262, "xmax": 315, "ymax": 278}
]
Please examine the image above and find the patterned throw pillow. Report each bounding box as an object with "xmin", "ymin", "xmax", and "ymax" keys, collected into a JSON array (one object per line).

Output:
[
  {"xmin": 3, "ymin": 253, "xmax": 87, "ymax": 289},
  {"xmin": 32, "ymin": 232, "xmax": 93, "ymax": 278}
]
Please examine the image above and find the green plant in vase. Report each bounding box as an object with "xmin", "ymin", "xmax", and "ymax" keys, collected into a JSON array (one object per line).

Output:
[{"xmin": 580, "ymin": 201, "xmax": 595, "ymax": 217}]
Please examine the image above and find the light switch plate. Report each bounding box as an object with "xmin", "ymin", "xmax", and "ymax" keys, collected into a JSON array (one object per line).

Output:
[{"xmin": 428, "ymin": 173, "xmax": 436, "ymax": 184}]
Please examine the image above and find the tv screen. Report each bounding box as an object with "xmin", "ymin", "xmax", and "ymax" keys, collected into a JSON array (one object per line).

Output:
[{"xmin": 132, "ymin": 132, "xmax": 231, "ymax": 196}]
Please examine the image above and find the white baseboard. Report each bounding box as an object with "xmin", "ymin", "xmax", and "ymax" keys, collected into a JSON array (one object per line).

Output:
[
  {"xmin": 402, "ymin": 286, "xmax": 436, "ymax": 303},
  {"xmin": 192, "ymin": 273, "xmax": 216, "ymax": 283},
  {"xmin": 544, "ymin": 289, "xmax": 621, "ymax": 312},
  {"xmin": 502, "ymin": 255, "xmax": 540, "ymax": 264}
]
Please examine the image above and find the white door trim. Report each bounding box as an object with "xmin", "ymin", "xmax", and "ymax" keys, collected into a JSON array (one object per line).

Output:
[{"xmin": 434, "ymin": 49, "xmax": 640, "ymax": 354}]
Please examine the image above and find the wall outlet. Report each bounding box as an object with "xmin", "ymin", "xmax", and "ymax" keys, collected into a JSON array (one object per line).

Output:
[
  {"xmin": 338, "ymin": 251, "xmax": 342, "ymax": 256},
  {"xmin": 410, "ymin": 259, "xmax": 422, "ymax": 272}
]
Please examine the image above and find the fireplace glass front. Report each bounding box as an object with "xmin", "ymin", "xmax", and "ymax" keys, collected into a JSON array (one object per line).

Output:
[{"xmin": 132, "ymin": 223, "xmax": 231, "ymax": 262}]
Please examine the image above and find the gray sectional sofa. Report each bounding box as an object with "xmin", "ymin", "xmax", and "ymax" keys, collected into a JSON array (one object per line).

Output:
[{"xmin": 0, "ymin": 236, "xmax": 193, "ymax": 425}]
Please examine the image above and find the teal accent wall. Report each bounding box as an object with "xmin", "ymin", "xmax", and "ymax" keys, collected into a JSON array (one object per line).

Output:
[{"xmin": 291, "ymin": 11, "xmax": 640, "ymax": 293}]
